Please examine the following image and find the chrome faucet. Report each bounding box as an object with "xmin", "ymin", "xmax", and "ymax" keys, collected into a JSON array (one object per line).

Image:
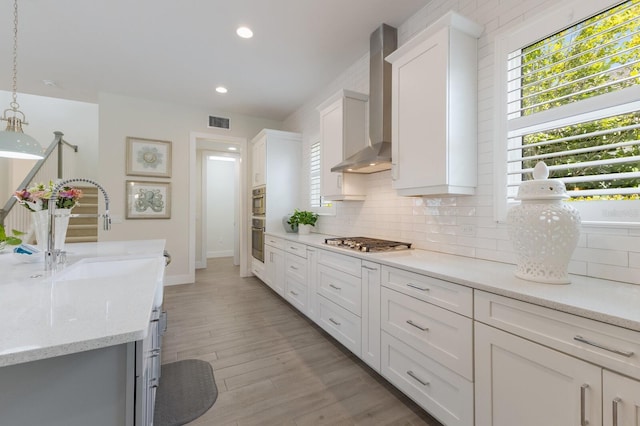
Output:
[{"xmin": 45, "ymin": 178, "xmax": 112, "ymax": 271}]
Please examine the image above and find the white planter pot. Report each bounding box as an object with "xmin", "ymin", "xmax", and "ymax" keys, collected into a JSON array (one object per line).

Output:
[{"xmin": 298, "ymin": 224, "xmax": 313, "ymax": 235}]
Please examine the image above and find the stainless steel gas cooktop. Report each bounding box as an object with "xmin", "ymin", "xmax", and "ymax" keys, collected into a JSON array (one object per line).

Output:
[{"xmin": 324, "ymin": 237, "xmax": 412, "ymax": 253}]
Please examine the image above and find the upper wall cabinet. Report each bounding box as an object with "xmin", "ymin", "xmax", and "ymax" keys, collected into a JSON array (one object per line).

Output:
[
  {"xmin": 387, "ymin": 12, "xmax": 483, "ymax": 197},
  {"xmin": 317, "ymin": 89, "xmax": 368, "ymax": 201}
]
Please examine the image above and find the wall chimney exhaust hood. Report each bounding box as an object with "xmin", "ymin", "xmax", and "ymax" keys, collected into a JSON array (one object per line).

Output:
[{"xmin": 331, "ymin": 24, "xmax": 397, "ymax": 174}]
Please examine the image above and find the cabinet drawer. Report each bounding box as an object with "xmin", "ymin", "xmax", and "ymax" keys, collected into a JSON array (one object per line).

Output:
[
  {"xmin": 285, "ymin": 241, "xmax": 307, "ymax": 258},
  {"xmin": 318, "ymin": 264, "xmax": 361, "ymax": 316},
  {"xmin": 317, "ymin": 295, "xmax": 361, "ymax": 356},
  {"xmin": 285, "ymin": 275, "xmax": 307, "ymax": 314},
  {"xmin": 317, "ymin": 249, "xmax": 361, "ymax": 277},
  {"xmin": 475, "ymin": 290, "xmax": 640, "ymax": 380},
  {"xmin": 381, "ymin": 287, "xmax": 473, "ymax": 380},
  {"xmin": 381, "ymin": 332, "xmax": 473, "ymax": 426},
  {"xmin": 264, "ymin": 235, "xmax": 285, "ymax": 250},
  {"xmin": 285, "ymin": 253, "xmax": 306, "ymax": 282},
  {"xmin": 382, "ymin": 266, "xmax": 472, "ymax": 316}
]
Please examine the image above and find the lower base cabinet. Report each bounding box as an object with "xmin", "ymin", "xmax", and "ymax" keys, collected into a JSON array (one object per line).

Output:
[
  {"xmin": 381, "ymin": 332, "xmax": 474, "ymax": 426},
  {"xmin": 475, "ymin": 322, "xmax": 602, "ymax": 426},
  {"xmin": 317, "ymin": 294, "xmax": 362, "ymax": 356},
  {"xmin": 603, "ymin": 370, "xmax": 640, "ymax": 426}
]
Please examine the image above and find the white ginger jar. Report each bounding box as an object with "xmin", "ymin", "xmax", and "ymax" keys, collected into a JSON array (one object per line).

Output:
[{"xmin": 507, "ymin": 162, "xmax": 581, "ymax": 284}]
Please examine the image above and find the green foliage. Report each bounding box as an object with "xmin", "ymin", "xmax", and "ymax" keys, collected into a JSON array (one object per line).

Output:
[
  {"xmin": 287, "ymin": 209, "xmax": 319, "ymax": 228},
  {"xmin": 0, "ymin": 225, "xmax": 25, "ymax": 246},
  {"xmin": 519, "ymin": 0, "xmax": 640, "ymax": 196}
]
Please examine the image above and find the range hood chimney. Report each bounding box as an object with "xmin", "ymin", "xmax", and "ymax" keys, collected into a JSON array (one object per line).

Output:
[{"xmin": 331, "ymin": 24, "xmax": 397, "ymax": 174}]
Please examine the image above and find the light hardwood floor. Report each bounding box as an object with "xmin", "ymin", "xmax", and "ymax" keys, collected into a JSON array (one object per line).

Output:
[{"xmin": 161, "ymin": 257, "xmax": 443, "ymax": 426}]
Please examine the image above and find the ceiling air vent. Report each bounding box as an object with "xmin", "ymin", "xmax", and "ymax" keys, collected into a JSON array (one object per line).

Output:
[{"xmin": 208, "ymin": 115, "xmax": 230, "ymax": 129}]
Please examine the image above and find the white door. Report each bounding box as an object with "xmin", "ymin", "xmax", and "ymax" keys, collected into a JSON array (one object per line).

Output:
[
  {"xmin": 603, "ymin": 370, "xmax": 640, "ymax": 426},
  {"xmin": 475, "ymin": 322, "xmax": 602, "ymax": 426}
]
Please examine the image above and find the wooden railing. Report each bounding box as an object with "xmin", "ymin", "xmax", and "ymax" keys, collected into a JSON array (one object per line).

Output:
[{"xmin": 0, "ymin": 131, "xmax": 78, "ymax": 239}]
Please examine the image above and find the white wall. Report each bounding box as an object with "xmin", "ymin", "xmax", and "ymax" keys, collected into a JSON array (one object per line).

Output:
[
  {"xmin": 206, "ymin": 156, "xmax": 236, "ymax": 258},
  {"xmin": 283, "ymin": 0, "xmax": 640, "ymax": 285},
  {"xmin": 98, "ymin": 92, "xmax": 281, "ymax": 284}
]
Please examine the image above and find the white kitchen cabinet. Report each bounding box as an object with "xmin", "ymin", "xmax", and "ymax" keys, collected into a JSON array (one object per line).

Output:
[
  {"xmin": 317, "ymin": 89, "xmax": 368, "ymax": 201},
  {"xmin": 603, "ymin": 370, "xmax": 640, "ymax": 426},
  {"xmin": 386, "ymin": 12, "xmax": 483, "ymax": 196},
  {"xmin": 251, "ymin": 135, "xmax": 266, "ymax": 187},
  {"xmin": 475, "ymin": 322, "xmax": 602, "ymax": 426},
  {"xmin": 284, "ymin": 243, "xmax": 308, "ymax": 314},
  {"xmin": 264, "ymin": 236, "xmax": 285, "ymax": 296},
  {"xmin": 475, "ymin": 291, "xmax": 640, "ymax": 426},
  {"xmin": 361, "ymin": 260, "xmax": 381, "ymax": 372},
  {"xmin": 380, "ymin": 265, "xmax": 474, "ymax": 425},
  {"xmin": 250, "ymin": 129, "xmax": 302, "ymax": 234}
]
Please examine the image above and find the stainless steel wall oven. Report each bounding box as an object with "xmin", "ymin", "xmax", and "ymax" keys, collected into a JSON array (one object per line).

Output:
[
  {"xmin": 252, "ymin": 187, "xmax": 266, "ymax": 216},
  {"xmin": 251, "ymin": 217, "xmax": 265, "ymax": 262}
]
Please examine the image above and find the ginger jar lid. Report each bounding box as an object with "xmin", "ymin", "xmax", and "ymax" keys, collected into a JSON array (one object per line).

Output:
[{"xmin": 516, "ymin": 161, "xmax": 569, "ymax": 200}]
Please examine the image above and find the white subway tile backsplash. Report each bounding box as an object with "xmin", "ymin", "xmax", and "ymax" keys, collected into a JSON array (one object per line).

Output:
[{"xmin": 283, "ymin": 0, "xmax": 640, "ymax": 286}]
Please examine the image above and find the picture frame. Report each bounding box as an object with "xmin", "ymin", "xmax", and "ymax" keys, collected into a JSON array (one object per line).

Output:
[
  {"xmin": 126, "ymin": 180, "xmax": 171, "ymax": 219},
  {"xmin": 126, "ymin": 137, "xmax": 172, "ymax": 178}
]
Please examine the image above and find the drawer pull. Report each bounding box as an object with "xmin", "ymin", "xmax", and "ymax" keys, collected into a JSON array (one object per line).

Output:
[
  {"xmin": 407, "ymin": 370, "xmax": 430, "ymax": 386},
  {"xmin": 290, "ymin": 265, "xmax": 299, "ymax": 270},
  {"xmin": 574, "ymin": 335, "xmax": 634, "ymax": 357},
  {"xmin": 407, "ymin": 283, "xmax": 429, "ymax": 291},
  {"xmin": 329, "ymin": 317, "xmax": 341, "ymax": 326},
  {"xmin": 289, "ymin": 246, "xmax": 298, "ymax": 251},
  {"xmin": 580, "ymin": 384, "xmax": 589, "ymax": 426},
  {"xmin": 329, "ymin": 284, "xmax": 342, "ymax": 291},
  {"xmin": 290, "ymin": 290, "xmax": 299, "ymax": 296},
  {"xmin": 362, "ymin": 265, "xmax": 378, "ymax": 271},
  {"xmin": 406, "ymin": 319, "xmax": 429, "ymax": 331}
]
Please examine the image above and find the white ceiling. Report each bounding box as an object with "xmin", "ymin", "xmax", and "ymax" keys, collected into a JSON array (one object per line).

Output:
[{"xmin": 0, "ymin": 0, "xmax": 428, "ymax": 122}]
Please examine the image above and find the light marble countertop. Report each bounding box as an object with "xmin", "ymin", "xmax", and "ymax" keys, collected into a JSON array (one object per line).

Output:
[
  {"xmin": 0, "ymin": 240, "xmax": 166, "ymax": 367},
  {"xmin": 267, "ymin": 231, "xmax": 640, "ymax": 332}
]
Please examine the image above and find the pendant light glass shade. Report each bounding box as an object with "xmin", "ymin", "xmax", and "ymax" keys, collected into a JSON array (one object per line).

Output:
[{"xmin": 0, "ymin": 114, "xmax": 44, "ymax": 159}]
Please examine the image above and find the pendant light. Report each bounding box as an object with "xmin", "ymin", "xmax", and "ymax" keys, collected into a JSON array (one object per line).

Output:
[{"xmin": 0, "ymin": 0, "xmax": 43, "ymax": 160}]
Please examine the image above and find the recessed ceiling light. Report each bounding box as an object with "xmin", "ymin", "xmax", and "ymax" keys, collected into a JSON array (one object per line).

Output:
[
  {"xmin": 215, "ymin": 86, "xmax": 228, "ymax": 94},
  {"xmin": 236, "ymin": 26, "xmax": 253, "ymax": 39},
  {"xmin": 228, "ymin": 147, "xmax": 237, "ymax": 151}
]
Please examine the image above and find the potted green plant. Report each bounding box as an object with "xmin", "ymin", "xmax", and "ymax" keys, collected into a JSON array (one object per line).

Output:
[
  {"xmin": 287, "ymin": 209, "xmax": 319, "ymax": 235},
  {"xmin": 0, "ymin": 225, "xmax": 25, "ymax": 251}
]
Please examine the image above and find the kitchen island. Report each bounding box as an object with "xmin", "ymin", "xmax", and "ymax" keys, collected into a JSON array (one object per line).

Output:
[{"xmin": 0, "ymin": 239, "xmax": 166, "ymax": 426}]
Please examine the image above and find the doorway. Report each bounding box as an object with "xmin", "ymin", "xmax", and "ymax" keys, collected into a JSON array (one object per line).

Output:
[{"xmin": 191, "ymin": 132, "xmax": 248, "ymax": 274}]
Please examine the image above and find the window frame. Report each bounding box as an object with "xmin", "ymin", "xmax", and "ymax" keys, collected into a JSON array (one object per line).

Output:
[{"xmin": 494, "ymin": 0, "xmax": 640, "ymax": 227}]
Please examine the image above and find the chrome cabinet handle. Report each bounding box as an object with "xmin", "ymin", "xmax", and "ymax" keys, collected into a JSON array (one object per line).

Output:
[
  {"xmin": 289, "ymin": 246, "xmax": 298, "ymax": 251},
  {"xmin": 362, "ymin": 265, "xmax": 378, "ymax": 271},
  {"xmin": 574, "ymin": 335, "xmax": 634, "ymax": 357},
  {"xmin": 290, "ymin": 290, "xmax": 299, "ymax": 296},
  {"xmin": 329, "ymin": 318, "xmax": 341, "ymax": 326},
  {"xmin": 290, "ymin": 265, "xmax": 299, "ymax": 270},
  {"xmin": 407, "ymin": 283, "xmax": 429, "ymax": 291},
  {"xmin": 612, "ymin": 397, "xmax": 622, "ymax": 426},
  {"xmin": 329, "ymin": 284, "xmax": 341, "ymax": 290},
  {"xmin": 580, "ymin": 384, "xmax": 589, "ymax": 426},
  {"xmin": 406, "ymin": 319, "xmax": 429, "ymax": 331},
  {"xmin": 407, "ymin": 370, "xmax": 429, "ymax": 386}
]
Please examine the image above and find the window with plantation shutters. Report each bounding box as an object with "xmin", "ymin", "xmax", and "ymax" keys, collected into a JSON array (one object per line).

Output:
[
  {"xmin": 310, "ymin": 141, "xmax": 335, "ymax": 214},
  {"xmin": 497, "ymin": 0, "xmax": 640, "ymax": 224},
  {"xmin": 310, "ymin": 141, "xmax": 321, "ymax": 207}
]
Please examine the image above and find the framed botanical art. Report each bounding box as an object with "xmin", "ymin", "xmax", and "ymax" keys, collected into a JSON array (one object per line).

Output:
[
  {"xmin": 126, "ymin": 137, "xmax": 172, "ymax": 178},
  {"xmin": 126, "ymin": 180, "xmax": 171, "ymax": 219}
]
